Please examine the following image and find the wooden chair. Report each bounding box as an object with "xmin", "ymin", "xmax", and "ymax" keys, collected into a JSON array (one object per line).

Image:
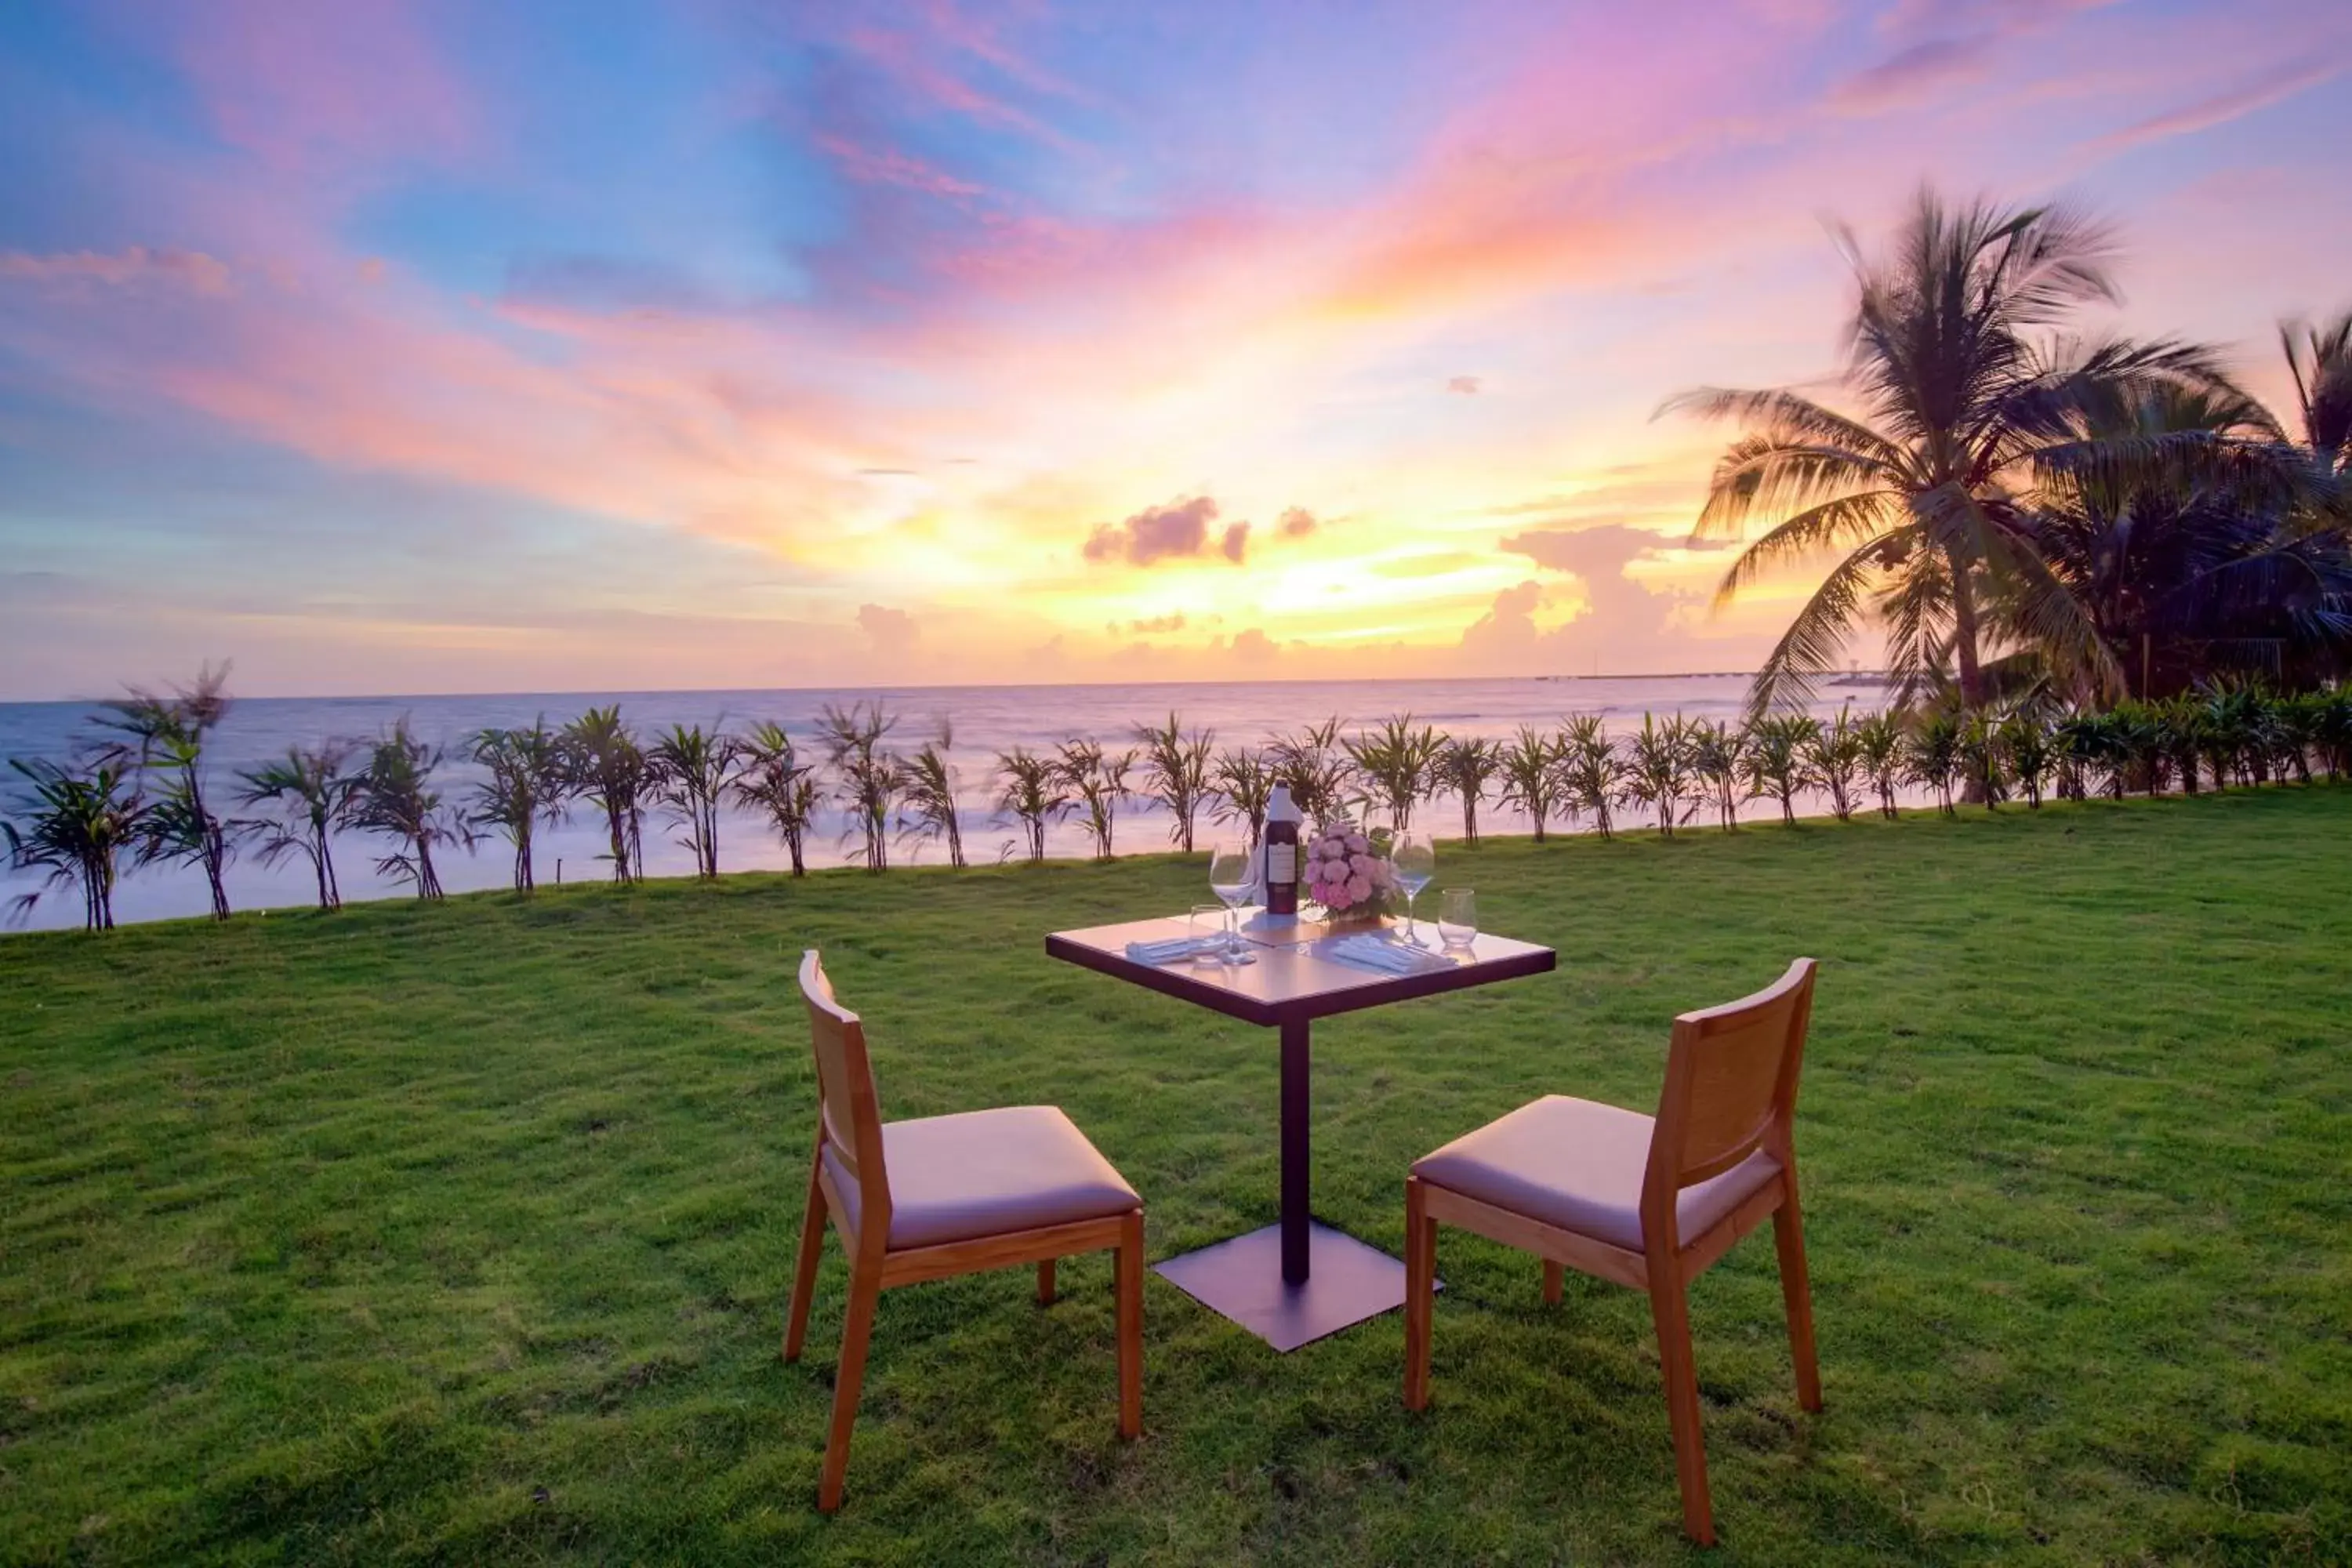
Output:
[
  {"xmin": 1403, "ymin": 958, "xmax": 1822, "ymax": 1544},
  {"xmin": 785, "ymin": 949, "xmax": 1145, "ymax": 1512}
]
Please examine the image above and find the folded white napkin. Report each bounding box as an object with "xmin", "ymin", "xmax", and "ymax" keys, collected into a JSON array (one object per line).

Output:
[
  {"xmin": 1126, "ymin": 935, "xmax": 1214, "ymax": 964},
  {"xmin": 1325, "ymin": 934, "xmax": 1454, "ymax": 976}
]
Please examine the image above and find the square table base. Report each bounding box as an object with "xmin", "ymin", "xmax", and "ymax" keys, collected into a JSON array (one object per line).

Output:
[{"xmin": 1152, "ymin": 1222, "xmax": 1440, "ymax": 1352}]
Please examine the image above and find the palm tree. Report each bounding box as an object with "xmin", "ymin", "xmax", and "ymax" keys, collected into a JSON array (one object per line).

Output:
[
  {"xmin": 2274, "ymin": 311, "xmax": 2352, "ymax": 517},
  {"xmin": 347, "ymin": 720, "xmax": 462, "ymax": 898},
  {"xmin": 93, "ymin": 664, "xmax": 234, "ymax": 920},
  {"xmin": 234, "ymin": 742, "xmax": 354, "ymax": 909},
  {"xmin": 1743, "ymin": 715, "xmax": 1817, "ymax": 825},
  {"xmin": 2020, "ymin": 379, "xmax": 2352, "ymax": 700},
  {"xmin": 1957, "ymin": 712, "xmax": 2008, "ymax": 810},
  {"xmin": 2275, "ymin": 691, "xmax": 2325, "ymax": 784},
  {"xmin": 2196, "ymin": 685, "xmax": 2263, "ymax": 789},
  {"xmin": 817, "ymin": 702, "xmax": 902, "ymax": 873},
  {"xmin": 1433, "ymin": 737, "xmax": 1501, "ymax": 845},
  {"xmin": 898, "ymin": 724, "xmax": 967, "ymax": 869},
  {"xmin": 1621, "ymin": 713, "xmax": 1697, "ymax": 837},
  {"xmin": 993, "ymin": 747, "xmax": 1068, "ymax": 864},
  {"xmin": 1134, "ymin": 713, "xmax": 1214, "ymax": 852},
  {"xmin": 648, "ymin": 722, "xmax": 737, "ymax": 880},
  {"xmin": 2305, "ymin": 688, "xmax": 2352, "ymax": 779},
  {"xmin": 1686, "ymin": 720, "xmax": 1747, "ymax": 830},
  {"xmin": 2111, "ymin": 699, "xmax": 2171, "ymax": 795},
  {"xmin": 1805, "ymin": 706, "xmax": 1867, "ymax": 822},
  {"xmin": 562, "ymin": 707, "xmax": 650, "ymax": 883},
  {"xmin": 1856, "ymin": 710, "xmax": 1907, "ymax": 818},
  {"xmin": 2053, "ymin": 708, "xmax": 2125, "ymax": 800},
  {"xmin": 1668, "ymin": 191, "xmax": 2218, "ymax": 715},
  {"xmin": 733, "ymin": 721, "xmax": 820, "ymax": 875},
  {"xmin": 1208, "ymin": 748, "xmax": 1274, "ymax": 850},
  {"xmin": 1054, "ymin": 739, "xmax": 1134, "ymax": 859},
  {"xmin": 1906, "ymin": 710, "xmax": 1964, "ymax": 815},
  {"xmin": 1556, "ymin": 716, "xmax": 1620, "ymax": 839},
  {"xmin": 1267, "ymin": 718, "xmax": 1352, "ymax": 822},
  {"xmin": 470, "ymin": 720, "xmax": 568, "ymax": 891},
  {"xmin": 2, "ymin": 757, "xmax": 143, "ymax": 930},
  {"xmin": 1344, "ymin": 715, "xmax": 1445, "ymax": 833},
  {"xmin": 1497, "ymin": 725, "xmax": 1565, "ymax": 842},
  {"xmin": 2002, "ymin": 714, "xmax": 2053, "ymax": 808}
]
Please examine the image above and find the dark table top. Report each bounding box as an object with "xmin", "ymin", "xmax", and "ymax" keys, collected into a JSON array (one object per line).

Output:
[{"xmin": 1045, "ymin": 914, "xmax": 1556, "ymax": 1027}]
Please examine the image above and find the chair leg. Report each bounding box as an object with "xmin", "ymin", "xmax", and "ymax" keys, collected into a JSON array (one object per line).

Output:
[
  {"xmin": 1543, "ymin": 1260, "xmax": 1563, "ymax": 1305},
  {"xmin": 1115, "ymin": 1210, "xmax": 1144, "ymax": 1439},
  {"xmin": 1403, "ymin": 1178, "xmax": 1435, "ymax": 1410},
  {"xmin": 817, "ymin": 1264, "xmax": 882, "ymax": 1514},
  {"xmin": 1647, "ymin": 1271, "xmax": 1715, "ymax": 1546},
  {"xmin": 1773, "ymin": 1185, "xmax": 1823, "ymax": 1412},
  {"xmin": 783, "ymin": 1151, "xmax": 827, "ymax": 1363},
  {"xmin": 1038, "ymin": 1258, "xmax": 1057, "ymax": 1305}
]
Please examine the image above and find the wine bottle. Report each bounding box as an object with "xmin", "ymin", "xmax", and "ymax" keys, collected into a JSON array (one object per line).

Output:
[{"xmin": 1263, "ymin": 784, "xmax": 1301, "ymax": 918}]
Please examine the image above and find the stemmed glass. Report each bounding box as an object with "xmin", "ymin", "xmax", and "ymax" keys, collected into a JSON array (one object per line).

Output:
[
  {"xmin": 1391, "ymin": 831, "xmax": 1436, "ymax": 941},
  {"xmin": 1207, "ymin": 840, "xmax": 1254, "ymax": 962}
]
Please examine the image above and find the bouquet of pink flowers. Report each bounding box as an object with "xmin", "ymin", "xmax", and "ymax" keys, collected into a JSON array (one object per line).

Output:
[{"xmin": 1304, "ymin": 822, "xmax": 1398, "ymax": 920}]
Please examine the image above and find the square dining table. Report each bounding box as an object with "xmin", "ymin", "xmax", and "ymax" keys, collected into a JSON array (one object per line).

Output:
[{"xmin": 1045, "ymin": 914, "xmax": 1555, "ymax": 1351}]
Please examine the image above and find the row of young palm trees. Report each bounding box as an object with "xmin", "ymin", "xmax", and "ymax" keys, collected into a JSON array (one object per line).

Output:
[
  {"xmin": 0, "ymin": 670, "xmax": 847, "ymax": 929},
  {"xmin": 9, "ymin": 668, "xmax": 2346, "ymax": 931},
  {"xmin": 1677, "ymin": 190, "xmax": 2352, "ymax": 718}
]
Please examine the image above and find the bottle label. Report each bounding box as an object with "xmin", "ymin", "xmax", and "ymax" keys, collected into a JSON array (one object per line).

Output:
[{"xmin": 1265, "ymin": 844, "xmax": 1297, "ymax": 883}]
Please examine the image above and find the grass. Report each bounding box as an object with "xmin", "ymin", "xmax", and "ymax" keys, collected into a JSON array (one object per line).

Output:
[{"xmin": 4, "ymin": 790, "xmax": 2351, "ymax": 1565}]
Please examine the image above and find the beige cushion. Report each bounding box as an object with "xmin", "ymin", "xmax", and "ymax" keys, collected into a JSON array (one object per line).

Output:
[
  {"xmin": 824, "ymin": 1105, "xmax": 1139, "ymax": 1250},
  {"xmin": 1413, "ymin": 1094, "xmax": 1780, "ymax": 1253}
]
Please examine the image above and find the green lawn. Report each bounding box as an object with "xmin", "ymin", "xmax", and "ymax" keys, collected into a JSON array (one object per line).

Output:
[{"xmin": 5, "ymin": 791, "xmax": 2350, "ymax": 1565}]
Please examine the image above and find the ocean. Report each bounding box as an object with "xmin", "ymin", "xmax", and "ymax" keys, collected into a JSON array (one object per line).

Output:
[{"xmin": 0, "ymin": 673, "xmax": 1892, "ymax": 930}]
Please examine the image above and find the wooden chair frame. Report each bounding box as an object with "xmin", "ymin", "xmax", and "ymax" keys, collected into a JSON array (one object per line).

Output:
[
  {"xmin": 784, "ymin": 950, "xmax": 1144, "ymax": 1513},
  {"xmin": 1403, "ymin": 958, "xmax": 1822, "ymax": 1545}
]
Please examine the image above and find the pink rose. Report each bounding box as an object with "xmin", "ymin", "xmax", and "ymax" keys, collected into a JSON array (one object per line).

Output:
[
  {"xmin": 1346, "ymin": 833, "xmax": 1369, "ymax": 854},
  {"xmin": 1346, "ymin": 874, "xmax": 1373, "ymax": 904},
  {"xmin": 1348, "ymin": 852, "xmax": 1374, "ymax": 876}
]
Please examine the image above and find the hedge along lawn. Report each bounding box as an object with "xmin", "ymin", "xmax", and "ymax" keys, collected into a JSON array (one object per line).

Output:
[{"xmin": 2, "ymin": 789, "xmax": 2350, "ymax": 1566}]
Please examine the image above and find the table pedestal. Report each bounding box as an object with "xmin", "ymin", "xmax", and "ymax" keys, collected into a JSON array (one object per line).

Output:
[
  {"xmin": 1153, "ymin": 1221, "xmax": 1431, "ymax": 1353},
  {"xmin": 1152, "ymin": 1017, "xmax": 1439, "ymax": 1352}
]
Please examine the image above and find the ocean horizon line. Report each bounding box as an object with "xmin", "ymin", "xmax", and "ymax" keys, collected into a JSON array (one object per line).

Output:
[{"xmin": 0, "ymin": 668, "xmax": 1889, "ymax": 710}]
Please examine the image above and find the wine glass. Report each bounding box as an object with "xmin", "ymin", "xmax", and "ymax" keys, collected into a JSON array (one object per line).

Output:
[
  {"xmin": 1207, "ymin": 839, "xmax": 1254, "ymax": 960},
  {"xmin": 1391, "ymin": 832, "xmax": 1436, "ymax": 940}
]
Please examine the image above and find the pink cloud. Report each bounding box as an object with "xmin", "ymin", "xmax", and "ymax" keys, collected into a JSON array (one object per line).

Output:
[
  {"xmin": 0, "ymin": 246, "xmax": 232, "ymax": 296},
  {"xmin": 151, "ymin": 0, "xmax": 479, "ymax": 172},
  {"xmin": 1826, "ymin": 37, "xmax": 1998, "ymax": 116},
  {"xmin": 1083, "ymin": 496, "xmax": 1232, "ymax": 567},
  {"xmin": 857, "ymin": 602, "xmax": 920, "ymax": 652},
  {"xmin": 817, "ymin": 134, "xmax": 987, "ymax": 198},
  {"xmin": 833, "ymin": 15, "xmax": 1076, "ymax": 151},
  {"xmin": 2085, "ymin": 56, "xmax": 2347, "ymax": 154}
]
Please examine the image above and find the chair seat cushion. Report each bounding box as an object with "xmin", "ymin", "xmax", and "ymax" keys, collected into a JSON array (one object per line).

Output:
[
  {"xmin": 1412, "ymin": 1094, "xmax": 1780, "ymax": 1253},
  {"xmin": 824, "ymin": 1105, "xmax": 1139, "ymax": 1250}
]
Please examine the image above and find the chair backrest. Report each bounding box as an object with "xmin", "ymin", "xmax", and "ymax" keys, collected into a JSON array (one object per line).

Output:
[
  {"xmin": 1646, "ymin": 958, "xmax": 1817, "ymax": 1205},
  {"xmin": 800, "ymin": 949, "xmax": 889, "ymax": 1232}
]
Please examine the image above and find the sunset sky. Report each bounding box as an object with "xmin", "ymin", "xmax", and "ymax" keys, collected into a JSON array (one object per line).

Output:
[{"xmin": 2, "ymin": 0, "xmax": 2348, "ymax": 699}]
